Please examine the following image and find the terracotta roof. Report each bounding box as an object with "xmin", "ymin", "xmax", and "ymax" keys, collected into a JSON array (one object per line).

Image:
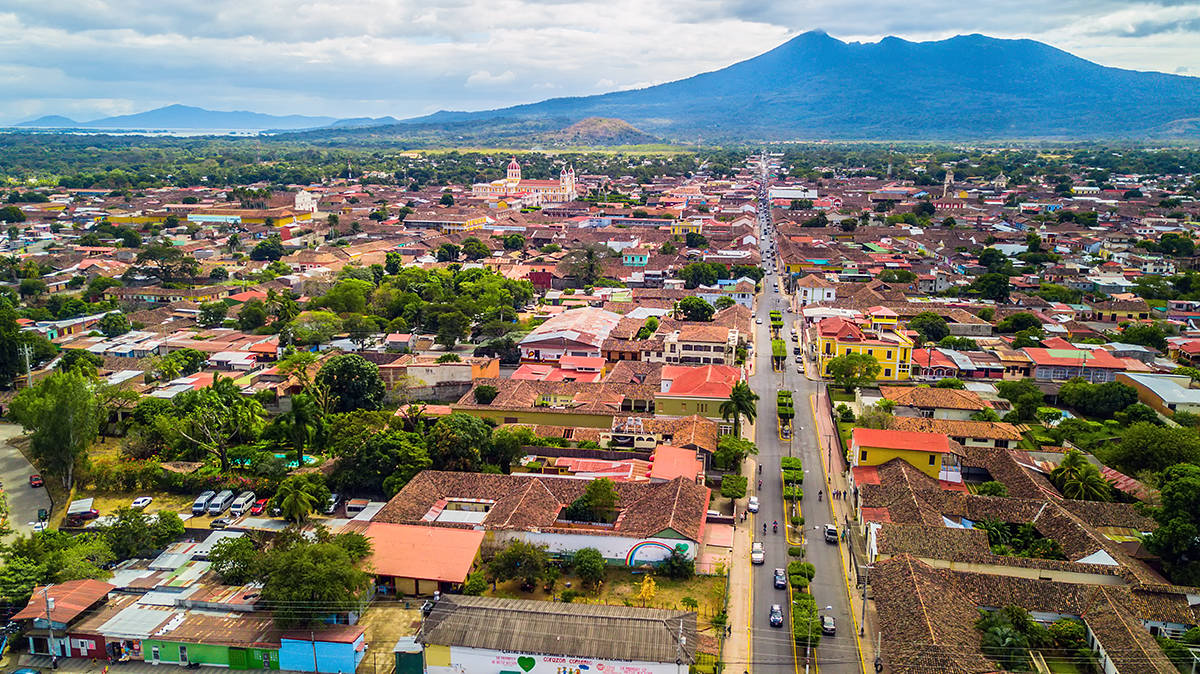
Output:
[
  {"xmin": 852, "ymin": 427, "xmax": 953, "ymax": 453},
  {"xmin": 374, "ymin": 470, "xmax": 710, "ymax": 542},
  {"xmin": 660, "ymin": 364, "xmax": 742, "ymax": 398},
  {"xmin": 362, "ymin": 522, "xmax": 483, "ymax": 583},
  {"xmin": 888, "ymin": 417, "xmax": 1022, "ymax": 441},
  {"xmin": 879, "ymin": 385, "xmax": 990, "ymax": 411}
]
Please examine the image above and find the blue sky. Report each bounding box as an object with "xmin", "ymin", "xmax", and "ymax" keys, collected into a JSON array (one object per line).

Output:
[{"xmin": 1, "ymin": 0, "xmax": 1198, "ymax": 123}]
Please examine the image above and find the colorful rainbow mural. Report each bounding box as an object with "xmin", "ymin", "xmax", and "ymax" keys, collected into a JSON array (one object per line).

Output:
[{"xmin": 624, "ymin": 540, "xmax": 678, "ymax": 565}]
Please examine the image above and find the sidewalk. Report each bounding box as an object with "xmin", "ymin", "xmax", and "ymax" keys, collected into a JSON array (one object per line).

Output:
[
  {"xmin": 811, "ymin": 392, "xmax": 876, "ymax": 674},
  {"xmin": 722, "ymin": 451, "xmax": 756, "ymax": 674}
]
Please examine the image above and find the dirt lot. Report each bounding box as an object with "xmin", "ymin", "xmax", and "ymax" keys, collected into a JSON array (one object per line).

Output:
[
  {"xmin": 488, "ymin": 567, "xmax": 727, "ymax": 614},
  {"xmin": 356, "ymin": 602, "xmax": 423, "ymax": 674}
]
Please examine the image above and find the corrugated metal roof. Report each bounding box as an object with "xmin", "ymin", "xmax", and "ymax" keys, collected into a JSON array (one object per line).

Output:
[{"xmin": 417, "ymin": 595, "xmax": 696, "ymax": 664}]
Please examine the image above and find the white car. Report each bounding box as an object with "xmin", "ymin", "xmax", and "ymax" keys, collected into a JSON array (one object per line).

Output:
[
  {"xmin": 751, "ymin": 541, "xmax": 765, "ymax": 565},
  {"xmin": 29, "ymin": 521, "xmax": 47, "ymax": 532},
  {"xmin": 756, "ymin": 317, "xmax": 763, "ymax": 324},
  {"xmin": 131, "ymin": 496, "xmax": 153, "ymax": 510},
  {"xmin": 747, "ymin": 496, "xmax": 760, "ymax": 513}
]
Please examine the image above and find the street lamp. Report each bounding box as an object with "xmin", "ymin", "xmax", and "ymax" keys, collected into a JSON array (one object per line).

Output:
[{"xmin": 804, "ymin": 604, "xmax": 834, "ymax": 674}]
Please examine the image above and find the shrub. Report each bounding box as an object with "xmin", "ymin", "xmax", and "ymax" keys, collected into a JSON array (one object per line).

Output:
[
  {"xmin": 560, "ymin": 589, "xmax": 581, "ymax": 603},
  {"xmin": 789, "ymin": 574, "xmax": 809, "ymax": 589},
  {"xmin": 788, "ymin": 546, "xmax": 805, "ymax": 557},
  {"xmin": 474, "ymin": 385, "xmax": 499, "ymax": 404},
  {"xmin": 780, "ymin": 457, "xmax": 803, "ymax": 470},
  {"xmin": 790, "ymin": 515, "xmax": 804, "ymax": 527},
  {"xmin": 783, "ymin": 470, "xmax": 804, "ymax": 484}
]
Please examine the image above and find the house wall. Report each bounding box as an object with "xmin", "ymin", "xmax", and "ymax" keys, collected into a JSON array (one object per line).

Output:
[
  {"xmin": 279, "ymin": 635, "xmax": 364, "ymax": 674},
  {"xmin": 66, "ymin": 633, "xmax": 105, "ymax": 658},
  {"xmin": 491, "ymin": 530, "xmax": 696, "ymax": 565},
  {"xmin": 143, "ymin": 640, "xmax": 236, "ymax": 667},
  {"xmin": 424, "ymin": 644, "xmax": 683, "ymax": 674},
  {"xmin": 851, "ymin": 442, "xmax": 948, "ymax": 481},
  {"xmin": 816, "ymin": 337, "xmax": 912, "ymax": 382},
  {"xmin": 454, "ymin": 407, "xmax": 615, "ymax": 429}
]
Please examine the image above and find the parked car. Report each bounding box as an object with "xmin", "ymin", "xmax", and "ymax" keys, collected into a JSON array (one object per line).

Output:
[
  {"xmin": 229, "ymin": 491, "xmax": 257, "ymax": 517},
  {"xmin": 249, "ymin": 498, "xmax": 270, "ymax": 515},
  {"xmin": 751, "ymin": 541, "xmax": 764, "ymax": 565},
  {"xmin": 769, "ymin": 604, "xmax": 784, "ymax": 627},
  {"xmin": 210, "ymin": 517, "xmax": 233, "ymax": 530},
  {"xmin": 206, "ymin": 490, "xmax": 235, "ymax": 516},
  {"xmin": 131, "ymin": 496, "xmax": 153, "ymax": 510},
  {"xmin": 325, "ymin": 493, "xmax": 341, "ymax": 515},
  {"xmin": 821, "ymin": 615, "xmax": 836, "ymax": 635},
  {"xmin": 192, "ymin": 490, "xmax": 216, "ymax": 515},
  {"xmin": 747, "ymin": 496, "xmax": 759, "ymax": 513},
  {"xmin": 28, "ymin": 475, "xmax": 43, "ymax": 488},
  {"xmin": 824, "ymin": 524, "xmax": 838, "ymax": 544},
  {"xmin": 774, "ymin": 568, "xmax": 787, "ymax": 589},
  {"xmin": 65, "ymin": 509, "xmax": 99, "ymax": 526},
  {"xmin": 755, "ymin": 317, "xmax": 763, "ymax": 324}
]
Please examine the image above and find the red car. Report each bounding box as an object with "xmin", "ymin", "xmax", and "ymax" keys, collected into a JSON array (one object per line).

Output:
[
  {"xmin": 249, "ymin": 498, "xmax": 270, "ymax": 515},
  {"xmin": 29, "ymin": 474, "xmax": 43, "ymax": 488}
]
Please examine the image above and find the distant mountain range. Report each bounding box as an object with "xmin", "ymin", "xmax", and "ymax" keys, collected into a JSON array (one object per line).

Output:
[
  {"xmin": 15, "ymin": 104, "xmax": 338, "ymax": 130},
  {"xmin": 14, "ymin": 33, "xmax": 1200, "ymax": 140},
  {"xmin": 405, "ymin": 32, "xmax": 1200, "ymax": 140}
]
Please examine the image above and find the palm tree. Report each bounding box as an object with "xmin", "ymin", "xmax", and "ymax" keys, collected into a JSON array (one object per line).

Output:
[
  {"xmin": 278, "ymin": 392, "xmax": 322, "ymax": 466},
  {"xmin": 1050, "ymin": 449, "xmax": 1112, "ymax": 501},
  {"xmin": 276, "ymin": 477, "xmax": 319, "ymax": 523},
  {"xmin": 720, "ymin": 382, "xmax": 759, "ymax": 438}
]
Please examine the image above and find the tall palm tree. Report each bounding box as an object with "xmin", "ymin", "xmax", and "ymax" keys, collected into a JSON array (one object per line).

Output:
[
  {"xmin": 276, "ymin": 477, "xmax": 319, "ymax": 524},
  {"xmin": 1051, "ymin": 449, "xmax": 1112, "ymax": 501},
  {"xmin": 278, "ymin": 392, "xmax": 322, "ymax": 466},
  {"xmin": 720, "ymin": 382, "xmax": 759, "ymax": 438}
]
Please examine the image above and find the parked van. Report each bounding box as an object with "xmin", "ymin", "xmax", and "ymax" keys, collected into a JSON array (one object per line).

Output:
[
  {"xmin": 230, "ymin": 491, "xmax": 257, "ymax": 517},
  {"xmin": 206, "ymin": 490, "xmax": 235, "ymax": 516},
  {"xmin": 345, "ymin": 498, "xmax": 370, "ymax": 517},
  {"xmin": 192, "ymin": 490, "xmax": 216, "ymax": 515}
]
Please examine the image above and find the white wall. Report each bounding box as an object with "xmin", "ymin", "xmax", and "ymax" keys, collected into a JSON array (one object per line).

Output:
[
  {"xmin": 429, "ymin": 645, "xmax": 687, "ymax": 674},
  {"xmin": 494, "ymin": 530, "xmax": 696, "ymax": 564}
]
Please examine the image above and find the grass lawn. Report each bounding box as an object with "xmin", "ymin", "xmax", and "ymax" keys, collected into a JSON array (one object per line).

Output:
[
  {"xmin": 836, "ymin": 421, "xmax": 854, "ymax": 449},
  {"xmin": 487, "ymin": 568, "xmax": 727, "ymax": 616},
  {"xmin": 75, "ymin": 490, "xmax": 197, "ymax": 517},
  {"xmin": 1044, "ymin": 658, "xmax": 1083, "ymax": 673},
  {"xmin": 829, "ymin": 390, "xmax": 855, "ymax": 403}
]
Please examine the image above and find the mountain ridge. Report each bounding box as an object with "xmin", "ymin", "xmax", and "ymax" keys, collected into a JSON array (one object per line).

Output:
[
  {"xmin": 404, "ymin": 31, "xmax": 1200, "ymax": 140},
  {"xmin": 14, "ymin": 104, "xmax": 339, "ymax": 130}
]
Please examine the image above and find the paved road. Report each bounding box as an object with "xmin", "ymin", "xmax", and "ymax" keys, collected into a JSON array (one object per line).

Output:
[
  {"xmin": 748, "ymin": 176, "xmax": 859, "ymax": 673},
  {"xmin": 0, "ymin": 422, "xmax": 52, "ymax": 539}
]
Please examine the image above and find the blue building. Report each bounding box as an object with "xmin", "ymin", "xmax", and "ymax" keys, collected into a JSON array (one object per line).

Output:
[{"xmin": 279, "ymin": 626, "xmax": 367, "ymax": 674}]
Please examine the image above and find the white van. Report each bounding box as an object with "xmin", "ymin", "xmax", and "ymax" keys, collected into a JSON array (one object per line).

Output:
[
  {"xmin": 206, "ymin": 490, "xmax": 235, "ymax": 516},
  {"xmin": 229, "ymin": 491, "xmax": 257, "ymax": 517}
]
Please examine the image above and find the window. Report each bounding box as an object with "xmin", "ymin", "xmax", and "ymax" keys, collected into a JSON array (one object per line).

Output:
[
  {"xmin": 886, "ymin": 351, "xmax": 893, "ymax": 359},
  {"xmin": 884, "ymin": 368, "xmax": 892, "ymax": 377},
  {"xmin": 928, "ymin": 454, "xmax": 936, "ymax": 466},
  {"xmin": 860, "ymin": 450, "xmax": 868, "ymax": 462}
]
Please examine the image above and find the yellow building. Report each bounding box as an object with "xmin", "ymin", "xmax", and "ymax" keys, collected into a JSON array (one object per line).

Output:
[
  {"xmin": 670, "ymin": 220, "xmax": 703, "ymax": 235},
  {"xmin": 814, "ymin": 307, "xmax": 913, "ymax": 381},
  {"xmin": 850, "ymin": 427, "xmax": 962, "ymax": 483}
]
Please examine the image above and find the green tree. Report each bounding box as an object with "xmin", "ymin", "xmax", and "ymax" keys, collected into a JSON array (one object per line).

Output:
[
  {"xmin": 1049, "ymin": 450, "xmax": 1112, "ymax": 502},
  {"xmin": 563, "ymin": 243, "xmax": 610, "ymax": 285},
  {"xmin": 1118, "ymin": 322, "xmax": 1168, "ymax": 350},
  {"xmin": 502, "ymin": 234, "xmax": 525, "ymax": 251},
  {"xmin": 439, "ymin": 192, "xmax": 454, "ymax": 206},
  {"xmin": 171, "ymin": 375, "xmax": 266, "ymax": 471},
  {"xmin": 462, "ymin": 571, "xmax": 487, "ymax": 595},
  {"xmin": 825, "ymin": 352, "xmax": 881, "ymax": 392},
  {"xmin": 461, "ymin": 237, "xmax": 490, "ymax": 260},
  {"xmin": 714, "ymin": 295, "xmax": 737, "ymax": 311},
  {"xmin": 660, "ymin": 548, "xmax": 695, "ymax": 580},
  {"xmin": 260, "ymin": 531, "xmax": 372, "ymax": 627},
  {"xmin": 713, "ymin": 436, "xmax": 758, "ymax": 471},
  {"xmin": 719, "ymin": 382, "xmax": 759, "ymax": 439},
  {"xmin": 1108, "ymin": 423, "xmax": 1200, "ymax": 475},
  {"xmin": 104, "ymin": 508, "xmax": 185, "ymax": 559},
  {"xmin": 488, "ymin": 540, "xmax": 550, "ymax": 588},
  {"xmin": 573, "ymin": 547, "xmax": 606, "ymax": 588},
  {"xmin": 720, "ymin": 474, "xmax": 748, "ymax": 499},
  {"xmin": 487, "ymin": 426, "xmax": 534, "ymax": 474},
  {"xmin": 427, "ymin": 412, "xmax": 491, "ymax": 471},
  {"xmin": 685, "ymin": 231, "xmax": 708, "ymax": 248},
  {"xmin": 98, "ymin": 312, "xmax": 131, "ymax": 337},
  {"xmin": 331, "ymin": 430, "xmax": 431, "ymax": 496},
  {"xmin": 275, "ymin": 474, "xmax": 330, "ymax": 524},
  {"xmin": 0, "ymin": 205, "xmax": 27, "ymax": 223},
  {"xmin": 435, "ymin": 310, "xmax": 470, "ymax": 348},
  {"xmin": 976, "ymin": 481, "xmax": 1008, "ymax": 497},
  {"xmin": 908, "ymin": 312, "xmax": 949, "ymax": 343},
  {"xmin": 198, "ymin": 301, "xmax": 229, "ymax": 328},
  {"xmin": 436, "ymin": 243, "xmax": 460, "ymax": 262},
  {"xmin": 933, "ymin": 378, "xmax": 966, "ymax": 389},
  {"xmin": 9, "ymin": 369, "xmax": 101, "ymax": 489},
  {"xmin": 237, "ymin": 298, "xmax": 269, "ymax": 331},
  {"xmin": 208, "ymin": 535, "xmax": 261, "ymax": 584},
  {"xmin": 1144, "ymin": 463, "xmax": 1200, "ymax": 585},
  {"xmin": 997, "ymin": 313, "xmax": 1041, "ymax": 333},
  {"xmin": 0, "ymin": 303, "xmax": 56, "ymax": 388},
  {"xmin": 972, "ymin": 273, "xmax": 1010, "ymax": 301},
  {"xmin": 675, "ymin": 296, "xmax": 715, "ymax": 322},
  {"xmin": 249, "ymin": 236, "xmax": 285, "ymax": 261},
  {"xmin": 316, "ymin": 353, "xmax": 385, "ymax": 412}
]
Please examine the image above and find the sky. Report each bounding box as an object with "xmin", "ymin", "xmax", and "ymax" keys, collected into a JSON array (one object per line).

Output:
[{"xmin": 2, "ymin": 0, "xmax": 1199, "ymax": 124}]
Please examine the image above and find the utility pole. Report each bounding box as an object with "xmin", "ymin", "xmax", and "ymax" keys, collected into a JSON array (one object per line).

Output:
[
  {"xmin": 43, "ymin": 585, "xmax": 56, "ymax": 662},
  {"xmin": 310, "ymin": 631, "xmax": 318, "ymax": 673},
  {"xmin": 675, "ymin": 618, "xmax": 685, "ymax": 674},
  {"xmin": 20, "ymin": 343, "xmax": 32, "ymax": 388}
]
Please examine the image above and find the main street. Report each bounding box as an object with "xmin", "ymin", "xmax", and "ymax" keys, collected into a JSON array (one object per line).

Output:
[{"xmin": 746, "ymin": 166, "xmax": 860, "ymax": 673}]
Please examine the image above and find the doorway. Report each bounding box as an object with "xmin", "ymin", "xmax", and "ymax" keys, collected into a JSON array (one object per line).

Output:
[{"xmin": 179, "ymin": 646, "xmax": 189, "ymax": 666}]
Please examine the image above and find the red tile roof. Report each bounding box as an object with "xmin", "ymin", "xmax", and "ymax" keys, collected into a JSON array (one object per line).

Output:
[
  {"xmin": 361, "ymin": 522, "xmax": 483, "ymax": 583},
  {"xmin": 660, "ymin": 364, "xmax": 742, "ymax": 398},
  {"xmin": 852, "ymin": 427, "xmax": 952, "ymax": 453}
]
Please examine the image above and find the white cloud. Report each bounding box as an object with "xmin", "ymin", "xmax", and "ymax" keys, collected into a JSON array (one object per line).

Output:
[{"xmin": 0, "ymin": 0, "xmax": 1196, "ymax": 123}]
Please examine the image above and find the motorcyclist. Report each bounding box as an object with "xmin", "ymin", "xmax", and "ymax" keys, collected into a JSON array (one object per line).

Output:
[
  {"xmin": 772, "ymin": 520, "xmax": 778, "ymax": 533},
  {"xmin": 818, "ymin": 490, "xmax": 823, "ymax": 501},
  {"xmin": 758, "ymin": 479, "xmax": 762, "ymax": 490},
  {"xmin": 763, "ymin": 522, "xmax": 767, "ymax": 534}
]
